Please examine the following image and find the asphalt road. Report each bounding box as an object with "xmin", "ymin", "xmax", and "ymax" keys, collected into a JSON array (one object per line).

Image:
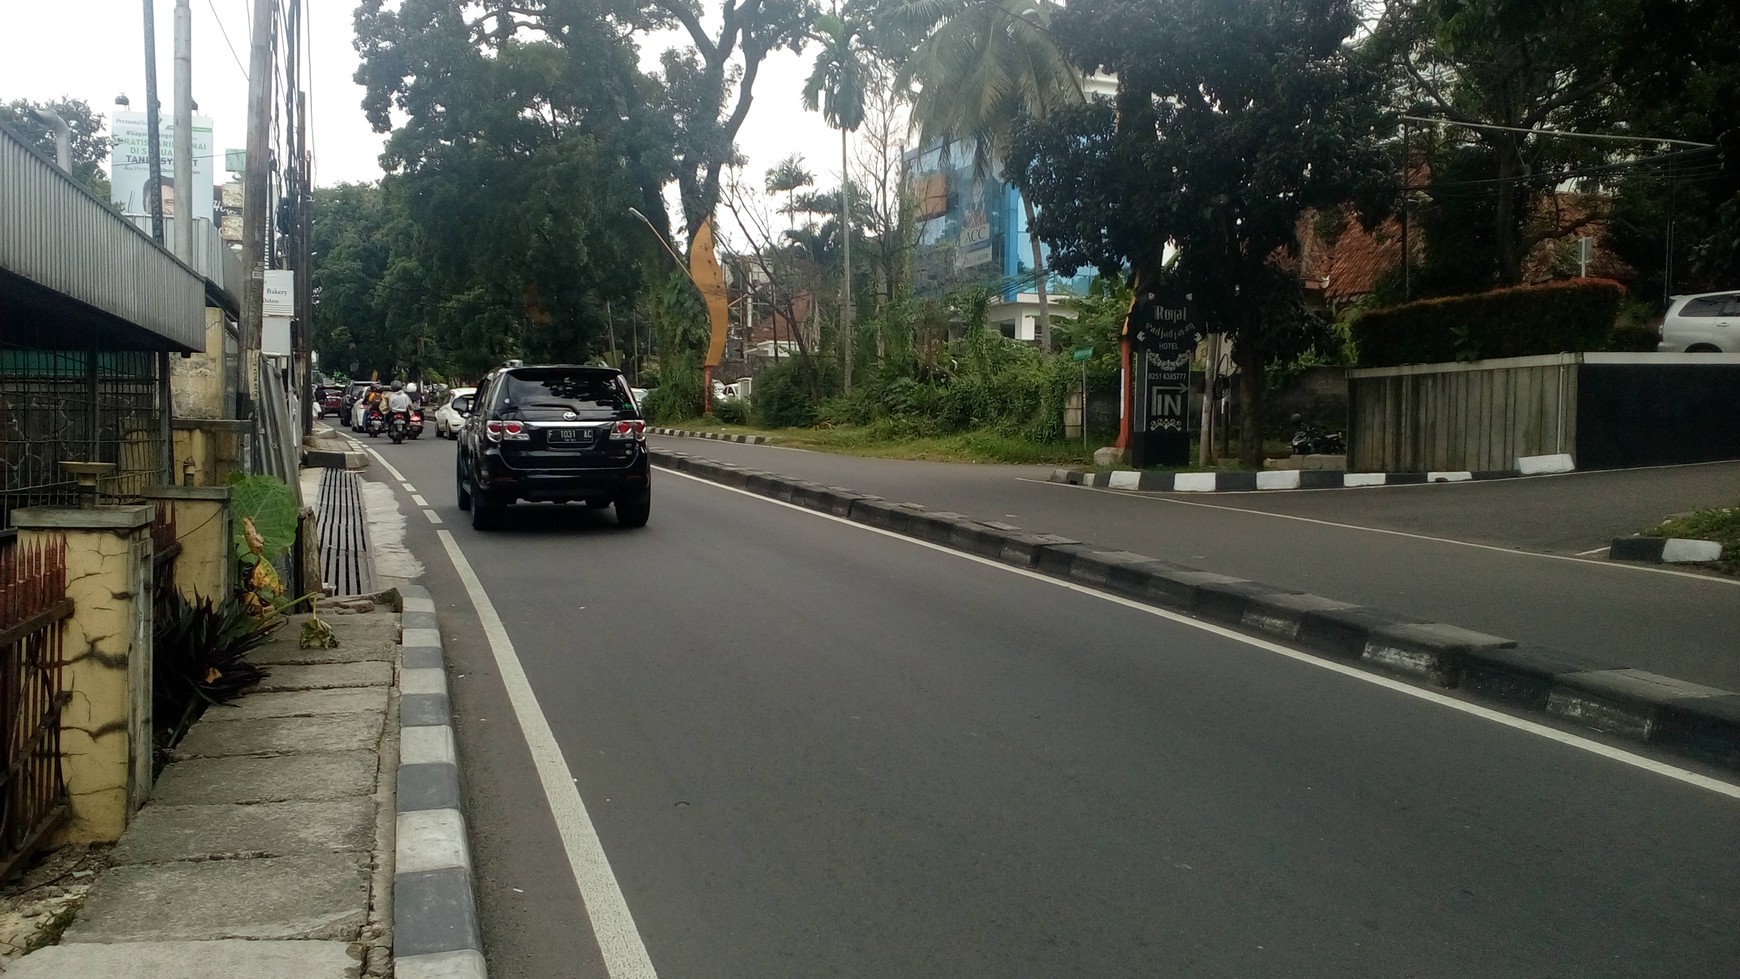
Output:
[
  {"xmin": 647, "ymin": 438, "xmax": 1740, "ymax": 691},
  {"xmin": 362, "ymin": 435, "xmax": 1739, "ymax": 978}
]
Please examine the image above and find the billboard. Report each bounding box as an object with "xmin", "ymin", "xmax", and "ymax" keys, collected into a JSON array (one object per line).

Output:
[{"xmin": 108, "ymin": 111, "xmax": 216, "ymax": 222}]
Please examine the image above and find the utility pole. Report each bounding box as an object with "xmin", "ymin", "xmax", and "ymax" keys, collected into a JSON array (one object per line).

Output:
[
  {"xmin": 142, "ymin": 0, "xmax": 166, "ymax": 244},
  {"xmin": 240, "ymin": 0, "xmax": 277, "ymax": 416},
  {"xmin": 172, "ymin": 0, "xmax": 194, "ymax": 263},
  {"xmin": 840, "ymin": 127, "xmax": 853, "ymax": 394}
]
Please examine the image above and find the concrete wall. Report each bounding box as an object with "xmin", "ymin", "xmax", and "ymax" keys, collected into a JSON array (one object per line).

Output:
[
  {"xmin": 142, "ymin": 486, "xmax": 233, "ymax": 602},
  {"xmin": 172, "ymin": 418, "xmax": 248, "ymax": 487},
  {"xmin": 170, "ymin": 308, "xmax": 231, "ymax": 419},
  {"xmin": 1268, "ymin": 366, "xmax": 1349, "ymax": 432}
]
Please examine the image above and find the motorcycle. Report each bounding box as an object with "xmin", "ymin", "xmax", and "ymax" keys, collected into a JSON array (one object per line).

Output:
[
  {"xmin": 1289, "ymin": 413, "xmax": 1346, "ymax": 457},
  {"xmin": 388, "ymin": 409, "xmax": 410, "ymax": 444},
  {"xmin": 404, "ymin": 408, "xmax": 425, "ymax": 440},
  {"xmin": 364, "ymin": 407, "xmax": 387, "ymax": 438}
]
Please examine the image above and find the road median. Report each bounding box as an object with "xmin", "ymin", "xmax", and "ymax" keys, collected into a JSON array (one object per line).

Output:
[{"xmin": 653, "ymin": 446, "xmax": 1740, "ymax": 774}]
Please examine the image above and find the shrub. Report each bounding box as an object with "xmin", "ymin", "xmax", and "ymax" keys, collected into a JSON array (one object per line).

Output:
[
  {"xmin": 1606, "ymin": 323, "xmax": 1661, "ymax": 352},
  {"xmin": 713, "ymin": 398, "xmax": 750, "ymax": 425},
  {"xmin": 752, "ymin": 361, "xmax": 820, "ymax": 429},
  {"xmin": 154, "ymin": 593, "xmax": 279, "ymax": 748},
  {"xmin": 643, "ymin": 355, "xmax": 704, "ymax": 423},
  {"xmin": 1350, "ymin": 279, "xmax": 1626, "ymax": 367}
]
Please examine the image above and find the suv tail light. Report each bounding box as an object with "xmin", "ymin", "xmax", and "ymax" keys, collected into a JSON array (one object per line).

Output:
[
  {"xmin": 609, "ymin": 419, "xmax": 646, "ymax": 441},
  {"xmin": 484, "ymin": 420, "xmax": 529, "ymax": 442}
]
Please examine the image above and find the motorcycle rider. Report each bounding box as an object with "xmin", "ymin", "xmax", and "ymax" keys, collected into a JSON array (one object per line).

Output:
[{"xmin": 387, "ymin": 381, "xmax": 413, "ymax": 415}]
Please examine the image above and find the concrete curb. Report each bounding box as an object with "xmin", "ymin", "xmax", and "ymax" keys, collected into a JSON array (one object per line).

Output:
[
  {"xmin": 1049, "ymin": 453, "xmax": 1576, "ymax": 494},
  {"xmin": 648, "ymin": 426, "xmax": 769, "ymax": 445},
  {"xmin": 393, "ymin": 585, "xmax": 488, "ymax": 979},
  {"xmin": 1608, "ymin": 536, "xmax": 1725, "ymax": 564},
  {"xmin": 653, "ymin": 447, "xmax": 1740, "ymax": 772}
]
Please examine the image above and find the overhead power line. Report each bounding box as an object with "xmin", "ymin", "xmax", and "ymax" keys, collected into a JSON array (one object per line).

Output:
[{"xmin": 1400, "ymin": 115, "xmax": 1716, "ymax": 150}]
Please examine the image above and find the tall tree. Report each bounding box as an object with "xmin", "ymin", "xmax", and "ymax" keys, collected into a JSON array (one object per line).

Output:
[
  {"xmin": 0, "ymin": 97, "xmax": 112, "ymax": 198},
  {"xmin": 1366, "ymin": 0, "xmax": 1632, "ymax": 287},
  {"xmin": 649, "ymin": 0, "xmax": 817, "ymax": 249},
  {"xmin": 804, "ymin": 9, "xmax": 873, "ymax": 390},
  {"xmin": 890, "ymin": 0, "xmax": 1082, "ymax": 352},
  {"xmin": 765, "ymin": 153, "xmax": 815, "ymax": 228},
  {"xmin": 353, "ymin": 0, "xmax": 670, "ymax": 367},
  {"xmin": 1007, "ymin": 0, "xmax": 1386, "ymax": 466}
]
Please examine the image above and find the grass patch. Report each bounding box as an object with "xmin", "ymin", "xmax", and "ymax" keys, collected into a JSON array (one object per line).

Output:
[
  {"xmin": 1643, "ymin": 501, "xmax": 1740, "ymax": 573},
  {"xmin": 662, "ymin": 417, "xmax": 1106, "ymax": 465}
]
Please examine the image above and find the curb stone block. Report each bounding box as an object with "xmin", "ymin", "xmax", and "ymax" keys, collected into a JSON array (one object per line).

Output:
[
  {"xmin": 1459, "ymin": 646, "xmax": 1606, "ymax": 710},
  {"xmin": 1240, "ymin": 592, "xmax": 1359, "ymax": 641},
  {"xmin": 1193, "ymin": 579, "xmax": 1287, "ymax": 626},
  {"xmin": 1386, "ymin": 472, "xmax": 1428, "ymax": 485},
  {"xmin": 1216, "ymin": 471, "xmax": 1259, "ymax": 492},
  {"xmin": 907, "ymin": 511, "xmax": 972, "ymax": 545},
  {"xmin": 1361, "ymin": 622, "xmax": 1515, "ymax": 686},
  {"xmin": 1294, "ymin": 606, "xmax": 1421, "ymax": 660},
  {"xmin": 1033, "ymin": 542, "xmax": 1102, "ymax": 578},
  {"xmin": 1652, "ymin": 695, "xmax": 1740, "ymax": 770},
  {"xmin": 997, "ymin": 532, "xmax": 1080, "ymax": 569},
  {"xmin": 1083, "ymin": 471, "xmax": 1111, "ymax": 488},
  {"xmin": 948, "ymin": 521, "xmax": 1019, "ymax": 560},
  {"xmin": 1138, "ymin": 568, "xmax": 1250, "ymax": 611},
  {"xmin": 394, "ymin": 866, "xmax": 483, "ymax": 959},
  {"xmin": 1065, "ymin": 550, "xmax": 1156, "ymax": 588},
  {"xmin": 1103, "ymin": 558, "xmax": 1193, "ymax": 602},
  {"xmin": 1137, "ymin": 471, "xmax": 1177, "ymax": 492},
  {"xmin": 1107, "ymin": 470, "xmax": 1142, "ymax": 490},
  {"xmin": 1298, "ymin": 470, "xmax": 1344, "ymax": 489},
  {"xmin": 1173, "ymin": 472, "xmax": 1217, "ymax": 492},
  {"xmin": 1547, "ymin": 669, "xmax": 1735, "ymax": 742},
  {"xmin": 1610, "ymin": 536, "xmax": 1723, "ymax": 564}
]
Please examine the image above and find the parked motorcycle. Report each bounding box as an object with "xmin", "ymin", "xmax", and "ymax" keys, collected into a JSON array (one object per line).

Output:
[
  {"xmin": 1289, "ymin": 413, "xmax": 1346, "ymax": 457},
  {"xmin": 388, "ymin": 409, "xmax": 410, "ymax": 444}
]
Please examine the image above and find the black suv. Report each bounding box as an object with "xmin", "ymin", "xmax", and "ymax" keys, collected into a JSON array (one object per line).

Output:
[{"xmin": 455, "ymin": 363, "xmax": 651, "ymax": 530}]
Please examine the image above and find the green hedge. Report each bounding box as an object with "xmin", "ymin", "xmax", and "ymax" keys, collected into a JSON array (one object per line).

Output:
[{"xmin": 1351, "ymin": 279, "xmax": 1626, "ymax": 367}]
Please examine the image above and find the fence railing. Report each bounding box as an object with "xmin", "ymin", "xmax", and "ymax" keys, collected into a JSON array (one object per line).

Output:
[{"xmin": 0, "ymin": 533, "xmax": 71, "ymax": 881}]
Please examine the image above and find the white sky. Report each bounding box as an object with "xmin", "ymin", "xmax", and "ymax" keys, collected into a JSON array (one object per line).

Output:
[{"xmin": 0, "ymin": 1, "xmax": 845, "ymax": 209}]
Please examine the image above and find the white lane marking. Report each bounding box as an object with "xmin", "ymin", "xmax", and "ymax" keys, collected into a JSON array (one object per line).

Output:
[
  {"xmin": 359, "ymin": 445, "xmax": 408, "ymax": 482},
  {"xmin": 1025, "ymin": 477, "xmax": 1740, "ymax": 588},
  {"xmin": 661, "ymin": 467, "xmax": 1740, "ymax": 801},
  {"xmin": 403, "ymin": 482, "xmax": 417, "ymax": 492},
  {"xmin": 436, "ymin": 530, "xmax": 660, "ymax": 978},
  {"xmin": 412, "ymin": 494, "xmax": 428, "ymax": 507},
  {"xmin": 424, "ymin": 509, "xmax": 444, "ymax": 525},
  {"xmin": 1576, "ymin": 545, "xmax": 1612, "ymax": 557}
]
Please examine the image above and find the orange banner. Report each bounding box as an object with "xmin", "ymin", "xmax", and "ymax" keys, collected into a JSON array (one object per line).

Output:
[{"xmin": 691, "ymin": 218, "xmax": 731, "ymax": 368}]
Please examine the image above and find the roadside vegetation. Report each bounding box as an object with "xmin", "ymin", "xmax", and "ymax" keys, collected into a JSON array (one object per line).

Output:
[{"xmin": 291, "ymin": 0, "xmax": 1737, "ymax": 468}]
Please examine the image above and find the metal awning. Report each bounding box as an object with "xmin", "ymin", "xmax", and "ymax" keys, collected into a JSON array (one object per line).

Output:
[{"xmin": 0, "ymin": 122, "xmax": 204, "ymax": 352}]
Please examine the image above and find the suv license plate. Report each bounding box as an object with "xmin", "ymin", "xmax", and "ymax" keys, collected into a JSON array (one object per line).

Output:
[{"xmin": 546, "ymin": 428, "xmax": 595, "ymax": 446}]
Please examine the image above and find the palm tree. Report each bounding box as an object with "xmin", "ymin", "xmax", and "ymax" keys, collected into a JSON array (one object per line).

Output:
[
  {"xmin": 803, "ymin": 9, "xmax": 871, "ymax": 392},
  {"xmin": 892, "ymin": 0, "xmax": 1082, "ymax": 352},
  {"xmin": 764, "ymin": 154, "xmax": 815, "ymax": 231}
]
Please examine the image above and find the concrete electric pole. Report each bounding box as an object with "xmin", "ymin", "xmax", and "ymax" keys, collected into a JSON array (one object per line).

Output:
[
  {"xmin": 172, "ymin": 0, "xmax": 194, "ymax": 263},
  {"xmin": 142, "ymin": 0, "xmax": 166, "ymax": 244},
  {"xmin": 240, "ymin": 0, "xmax": 277, "ymax": 413}
]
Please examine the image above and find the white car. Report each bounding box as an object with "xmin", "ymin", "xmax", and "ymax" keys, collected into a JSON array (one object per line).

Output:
[
  {"xmin": 433, "ymin": 387, "xmax": 476, "ymax": 439},
  {"xmin": 1659, "ymin": 291, "xmax": 1737, "ymax": 352}
]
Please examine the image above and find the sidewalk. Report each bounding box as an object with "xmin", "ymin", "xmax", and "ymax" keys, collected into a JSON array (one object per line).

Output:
[{"xmin": 6, "ymin": 602, "xmax": 399, "ymax": 979}]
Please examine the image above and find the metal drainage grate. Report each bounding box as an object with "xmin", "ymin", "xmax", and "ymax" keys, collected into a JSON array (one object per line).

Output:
[{"xmin": 316, "ymin": 468, "xmax": 376, "ymax": 596}]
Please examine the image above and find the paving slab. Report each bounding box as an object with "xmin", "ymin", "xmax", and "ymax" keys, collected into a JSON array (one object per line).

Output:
[
  {"xmin": 110, "ymin": 798, "xmax": 378, "ymax": 865},
  {"xmin": 174, "ymin": 712, "xmax": 385, "ymax": 759},
  {"xmin": 152, "ymin": 751, "xmax": 379, "ymax": 806},
  {"xmin": 254, "ymin": 661, "xmax": 394, "ymax": 692},
  {"xmin": 64, "ymin": 853, "xmax": 370, "ymax": 943},
  {"xmin": 252, "ymin": 635, "xmax": 399, "ymax": 667},
  {"xmin": 2, "ymin": 940, "xmax": 361, "ymax": 979},
  {"xmin": 222, "ymin": 687, "xmax": 389, "ymax": 721}
]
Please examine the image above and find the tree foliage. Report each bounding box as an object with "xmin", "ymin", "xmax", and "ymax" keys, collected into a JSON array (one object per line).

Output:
[
  {"xmin": 0, "ymin": 97, "xmax": 112, "ymax": 198},
  {"xmin": 1007, "ymin": 0, "xmax": 1385, "ymax": 464}
]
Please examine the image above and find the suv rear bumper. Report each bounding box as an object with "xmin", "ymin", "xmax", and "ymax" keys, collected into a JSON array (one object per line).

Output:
[{"xmin": 475, "ymin": 449, "xmax": 650, "ymax": 503}]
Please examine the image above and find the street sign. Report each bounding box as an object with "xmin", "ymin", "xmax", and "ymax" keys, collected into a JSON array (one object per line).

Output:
[
  {"xmin": 1071, "ymin": 346, "xmax": 1094, "ymax": 361},
  {"xmin": 1129, "ymin": 289, "xmax": 1202, "ymax": 468}
]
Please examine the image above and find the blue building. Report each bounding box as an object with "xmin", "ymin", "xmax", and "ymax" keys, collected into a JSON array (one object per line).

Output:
[{"xmin": 906, "ymin": 141, "xmax": 1095, "ymax": 341}]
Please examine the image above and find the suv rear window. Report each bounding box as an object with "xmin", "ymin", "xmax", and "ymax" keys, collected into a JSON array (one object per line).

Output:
[
  {"xmin": 498, "ymin": 369, "xmax": 632, "ymax": 412},
  {"xmin": 1679, "ymin": 296, "xmax": 1738, "ymax": 317}
]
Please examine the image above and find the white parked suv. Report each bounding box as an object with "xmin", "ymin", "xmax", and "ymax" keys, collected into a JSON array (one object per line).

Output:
[
  {"xmin": 1658, "ymin": 291, "xmax": 1737, "ymax": 352},
  {"xmin": 433, "ymin": 387, "xmax": 476, "ymax": 439}
]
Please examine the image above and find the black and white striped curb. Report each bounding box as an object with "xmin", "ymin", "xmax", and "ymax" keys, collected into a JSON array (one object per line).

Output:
[
  {"xmin": 648, "ymin": 426, "xmax": 770, "ymax": 445},
  {"xmin": 395, "ymin": 584, "xmax": 487, "ymax": 979},
  {"xmin": 652, "ymin": 447, "xmax": 1740, "ymax": 772},
  {"xmin": 1609, "ymin": 536, "xmax": 1726, "ymax": 564},
  {"xmin": 1051, "ymin": 453, "xmax": 1577, "ymax": 493}
]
